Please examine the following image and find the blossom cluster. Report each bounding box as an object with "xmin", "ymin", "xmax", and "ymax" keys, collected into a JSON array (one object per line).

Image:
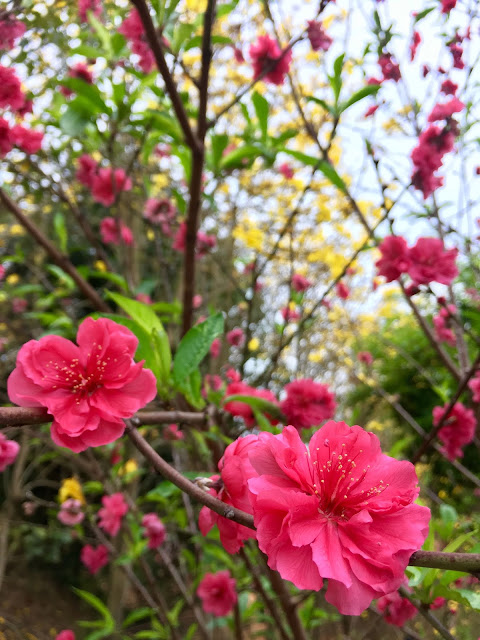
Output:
[{"xmin": 376, "ymin": 236, "xmax": 458, "ymax": 287}]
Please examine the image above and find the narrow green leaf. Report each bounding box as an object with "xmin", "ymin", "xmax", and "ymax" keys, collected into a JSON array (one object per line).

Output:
[
  {"xmin": 306, "ymin": 95, "xmax": 337, "ymax": 116},
  {"xmin": 172, "ymin": 313, "xmax": 224, "ymax": 385},
  {"xmin": 222, "ymin": 394, "xmax": 284, "ymax": 421},
  {"xmin": 106, "ymin": 292, "xmax": 164, "ymax": 334},
  {"xmin": 219, "ymin": 144, "xmax": 261, "ymax": 170},
  {"xmin": 339, "ymin": 84, "xmax": 381, "ymax": 112},
  {"xmin": 53, "ymin": 212, "xmax": 68, "ymax": 253},
  {"xmin": 252, "ymin": 91, "xmax": 269, "ymax": 142},
  {"xmin": 60, "ymin": 78, "xmax": 111, "ymax": 115}
]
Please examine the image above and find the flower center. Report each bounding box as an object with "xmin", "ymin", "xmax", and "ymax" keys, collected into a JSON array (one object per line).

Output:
[{"xmin": 311, "ymin": 440, "xmax": 389, "ymax": 521}]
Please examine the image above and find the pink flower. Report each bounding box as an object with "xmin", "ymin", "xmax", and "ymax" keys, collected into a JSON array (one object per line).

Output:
[
  {"xmin": 226, "ymin": 368, "xmax": 241, "ymax": 383},
  {"xmin": 76, "ymin": 154, "xmax": 98, "ymax": 187},
  {"xmin": 407, "ymin": 238, "xmax": 458, "ymax": 286},
  {"xmin": 172, "ymin": 222, "xmax": 216, "ymax": 258},
  {"xmin": 336, "ymin": 282, "xmax": 350, "ymax": 300},
  {"xmin": 0, "ymin": 117, "xmax": 13, "ymax": 157},
  {"xmin": 441, "ymin": 0, "xmax": 457, "ymax": 13},
  {"xmin": 56, "ymin": 631, "xmax": 75, "ymax": 640},
  {"xmin": 119, "ymin": 9, "xmax": 154, "ymax": 73},
  {"xmin": 233, "ymin": 47, "xmax": 244, "ymax": 63},
  {"xmin": 410, "ymin": 31, "xmax": 421, "ymax": 61},
  {"xmin": 249, "ymin": 35, "xmax": 292, "ymax": 85},
  {"xmin": 307, "ymin": 20, "xmax": 333, "ymax": 52},
  {"xmin": 100, "ymin": 217, "xmax": 134, "ymax": 246},
  {"xmin": 468, "ymin": 372, "xmax": 480, "ymax": 402},
  {"xmin": 291, "ymin": 274, "xmax": 312, "ymax": 292},
  {"xmin": 440, "ymin": 79, "xmax": 458, "ymax": 95},
  {"xmin": 281, "ymin": 306, "xmax": 301, "ymax": 323},
  {"xmin": 433, "ymin": 315, "xmax": 455, "ymax": 346},
  {"xmin": 227, "ymin": 328, "xmax": 245, "ymax": 347},
  {"xmin": 164, "ymin": 423, "xmax": 184, "ymax": 440},
  {"xmin": 8, "ymin": 317, "xmax": 157, "ymax": 452},
  {"xmin": 357, "ymin": 351, "xmax": 373, "ymax": 365},
  {"xmin": 0, "ymin": 264, "xmax": 6, "ymax": 281},
  {"xmin": 0, "ymin": 433, "xmax": 19, "ymax": 472},
  {"xmin": 449, "ymin": 42, "xmax": 464, "ymax": 69},
  {"xmin": 280, "ymin": 379, "xmax": 336, "ymax": 430},
  {"xmin": 197, "ymin": 571, "xmax": 237, "ymax": 616},
  {"xmin": 428, "ymin": 98, "xmax": 464, "ymax": 123},
  {"xmin": 11, "ymin": 298, "xmax": 27, "ymax": 313},
  {"xmin": 411, "ymin": 125, "xmax": 456, "ymax": 198},
  {"xmin": 78, "ymin": 0, "xmax": 102, "ymax": 23},
  {"xmin": 61, "ymin": 63, "xmax": 94, "ymax": 97},
  {"xmin": 278, "ymin": 162, "xmax": 294, "ymax": 179},
  {"xmin": 378, "ymin": 54, "xmax": 401, "ymax": 82},
  {"xmin": 143, "ymin": 198, "xmax": 176, "ymax": 235},
  {"xmin": 142, "ymin": 513, "xmax": 166, "ymax": 549},
  {"xmin": 224, "ymin": 381, "xmax": 278, "ymax": 429},
  {"xmin": 0, "ymin": 65, "xmax": 25, "ymax": 111},
  {"xmin": 193, "ymin": 294, "xmax": 203, "ymax": 309},
  {"xmin": 136, "ymin": 293, "xmax": 152, "ymax": 305},
  {"xmin": 92, "ymin": 168, "xmax": 132, "ymax": 206},
  {"xmin": 376, "ymin": 236, "xmax": 411, "ymax": 282},
  {"xmin": 58, "ymin": 498, "xmax": 84, "ymax": 526},
  {"xmin": 430, "ymin": 596, "xmax": 447, "ymax": 609},
  {"xmin": 247, "ymin": 422, "xmax": 431, "ymax": 615},
  {"xmin": 0, "ymin": 18, "xmax": 26, "ymax": 50},
  {"xmin": 98, "ymin": 493, "xmax": 128, "ymax": 536},
  {"xmin": 10, "ymin": 125, "xmax": 43, "ymax": 153},
  {"xmin": 210, "ymin": 338, "xmax": 221, "ymax": 358},
  {"xmin": 377, "ymin": 589, "xmax": 417, "ymax": 626},
  {"xmin": 433, "ymin": 402, "xmax": 476, "ymax": 461},
  {"xmin": 199, "ymin": 435, "xmax": 258, "ymax": 553},
  {"xmin": 365, "ymin": 105, "xmax": 379, "ymax": 118},
  {"xmin": 81, "ymin": 544, "xmax": 109, "ymax": 574}
]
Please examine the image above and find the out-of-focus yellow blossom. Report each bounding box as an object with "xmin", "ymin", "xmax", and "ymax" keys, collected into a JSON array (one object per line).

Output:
[
  {"xmin": 232, "ymin": 221, "xmax": 265, "ymax": 252},
  {"xmin": 118, "ymin": 459, "xmax": 138, "ymax": 476},
  {"xmin": 248, "ymin": 338, "xmax": 259, "ymax": 351},
  {"xmin": 94, "ymin": 260, "xmax": 107, "ymax": 272},
  {"xmin": 58, "ymin": 477, "xmax": 85, "ymax": 505},
  {"xmin": 415, "ymin": 463, "xmax": 429, "ymax": 478},
  {"xmin": 10, "ymin": 225, "xmax": 25, "ymax": 236},
  {"xmin": 382, "ymin": 118, "xmax": 404, "ymax": 134},
  {"xmin": 147, "ymin": 230, "xmax": 155, "ymax": 241},
  {"xmin": 6, "ymin": 274, "xmax": 19, "ymax": 285},
  {"xmin": 152, "ymin": 174, "xmax": 168, "ymax": 190},
  {"xmin": 366, "ymin": 420, "xmax": 384, "ymax": 432},
  {"xmin": 92, "ymin": 151, "xmax": 102, "ymax": 163},
  {"xmin": 185, "ymin": 0, "xmax": 207, "ymax": 11},
  {"xmin": 438, "ymin": 490, "xmax": 447, "ymax": 500}
]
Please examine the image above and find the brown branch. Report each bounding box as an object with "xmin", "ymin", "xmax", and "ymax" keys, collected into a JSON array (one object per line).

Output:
[
  {"xmin": 240, "ymin": 548, "xmax": 292, "ymax": 640},
  {"xmin": 264, "ymin": 561, "xmax": 308, "ymax": 640},
  {"xmin": 399, "ymin": 586, "xmax": 456, "ymax": 640},
  {"xmin": 130, "ymin": 0, "xmax": 201, "ymax": 153},
  {"xmin": 0, "ymin": 188, "xmax": 110, "ymax": 313},
  {"xmin": 181, "ymin": 0, "xmax": 216, "ymax": 336},
  {"xmin": 3, "ymin": 414, "xmax": 480, "ymax": 573},
  {"xmin": 0, "ymin": 407, "xmax": 206, "ymax": 427},
  {"xmin": 411, "ymin": 351, "xmax": 480, "ymax": 463}
]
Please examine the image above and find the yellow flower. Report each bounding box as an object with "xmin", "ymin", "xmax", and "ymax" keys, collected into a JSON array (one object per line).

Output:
[
  {"xmin": 94, "ymin": 260, "xmax": 107, "ymax": 272},
  {"xmin": 6, "ymin": 274, "xmax": 19, "ymax": 285},
  {"xmin": 10, "ymin": 224, "xmax": 25, "ymax": 236},
  {"xmin": 118, "ymin": 459, "xmax": 138, "ymax": 476},
  {"xmin": 248, "ymin": 338, "xmax": 259, "ymax": 351},
  {"xmin": 438, "ymin": 489, "xmax": 447, "ymax": 500},
  {"xmin": 58, "ymin": 477, "xmax": 85, "ymax": 505},
  {"xmin": 91, "ymin": 151, "xmax": 102, "ymax": 162},
  {"xmin": 366, "ymin": 420, "xmax": 384, "ymax": 432},
  {"xmin": 147, "ymin": 229, "xmax": 155, "ymax": 241}
]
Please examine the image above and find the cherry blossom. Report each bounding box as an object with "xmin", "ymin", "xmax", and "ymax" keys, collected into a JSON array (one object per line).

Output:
[
  {"xmin": 249, "ymin": 35, "xmax": 292, "ymax": 85},
  {"xmin": 433, "ymin": 402, "xmax": 476, "ymax": 461},
  {"xmin": 280, "ymin": 379, "xmax": 336, "ymax": 430},
  {"xmin": 80, "ymin": 544, "xmax": 109, "ymax": 574},
  {"xmin": 142, "ymin": 513, "xmax": 166, "ymax": 549},
  {"xmin": 98, "ymin": 492, "xmax": 128, "ymax": 536},
  {"xmin": 0, "ymin": 433, "xmax": 20, "ymax": 472},
  {"xmin": 197, "ymin": 571, "xmax": 237, "ymax": 616}
]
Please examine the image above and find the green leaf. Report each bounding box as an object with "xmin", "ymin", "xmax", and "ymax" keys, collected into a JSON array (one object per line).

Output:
[
  {"xmin": 185, "ymin": 34, "xmax": 233, "ymax": 51},
  {"xmin": 53, "ymin": 212, "xmax": 68, "ymax": 253},
  {"xmin": 70, "ymin": 45, "xmax": 101, "ymax": 58},
  {"xmin": 414, "ymin": 7, "xmax": 435, "ymax": 22},
  {"xmin": 281, "ymin": 150, "xmax": 347, "ymax": 193},
  {"xmin": 222, "ymin": 394, "xmax": 284, "ymax": 421},
  {"xmin": 172, "ymin": 22, "xmax": 196, "ymax": 53},
  {"xmin": 252, "ymin": 91, "xmax": 269, "ymax": 142},
  {"xmin": 88, "ymin": 269, "xmax": 129, "ymax": 292},
  {"xmin": 307, "ymin": 95, "xmax": 337, "ymax": 117},
  {"xmin": 339, "ymin": 84, "xmax": 381, "ymax": 113},
  {"xmin": 219, "ymin": 144, "xmax": 262, "ymax": 170},
  {"xmin": 73, "ymin": 588, "xmax": 115, "ymax": 631},
  {"xmin": 281, "ymin": 149, "xmax": 319, "ymax": 167},
  {"xmin": 329, "ymin": 53, "xmax": 344, "ymax": 104},
  {"xmin": 176, "ymin": 368, "xmax": 205, "ymax": 409},
  {"xmin": 210, "ymin": 133, "xmax": 229, "ymax": 169},
  {"xmin": 59, "ymin": 105, "xmax": 90, "ymax": 136},
  {"xmin": 172, "ymin": 313, "xmax": 224, "ymax": 386},
  {"xmin": 89, "ymin": 12, "xmax": 112, "ymax": 57},
  {"xmin": 455, "ymin": 589, "xmax": 480, "ymax": 610},
  {"xmin": 60, "ymin": 78, "xmax": 111, "ymax": 115},
  {"xmin": 106, "ymin": 292, "xmax": 164, "ymax": 334},
  {"xmin": 46, "ymin": 264, "xmax": 75, "ymax": 291}
]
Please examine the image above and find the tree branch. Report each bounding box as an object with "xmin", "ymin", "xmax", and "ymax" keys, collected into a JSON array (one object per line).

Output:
[{"xmin": 0, "ymin": 188, "xmax": 110, "ymax": 313}]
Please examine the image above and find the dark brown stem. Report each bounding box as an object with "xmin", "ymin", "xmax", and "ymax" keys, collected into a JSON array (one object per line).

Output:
[
  {"xmin": 0, "ymin": 407, "xmax": 206, "ymax": 427},
  {"xmin": 130, "ymin": 0, "xmax": 201, "ymax": 153},
  {"xmin": 240, "ymin": 548, "xmax": 292, "ymax": 640},
  {"xmin": 181, "ymin": 0, "xmax": 216, "ymax": 336},
  {"xmin": 234, "ymin": 601, "xmax": 243, "ymax": 640},
  {"xmin": 399, "ymin": 587, "xmax": 456, "ymax": 640},
  {"xmin": 265, "ymin": 562, "xmax": 309, "ymax": 640},
  {"xmin": 0, "ymin": 188, "xmax": 110, "ymax": 313}
]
